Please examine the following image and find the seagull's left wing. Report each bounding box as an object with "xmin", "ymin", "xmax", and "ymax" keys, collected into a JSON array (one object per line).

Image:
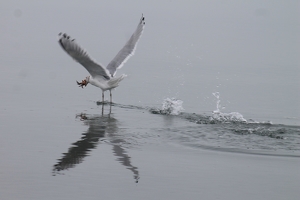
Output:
[
  {"xmin": 58, "ymin": 33, "xmax": 110, "ymax": 80},
  {"xmin": 106, "ymin": 15, "xmax": 145, "ymax": 77}
]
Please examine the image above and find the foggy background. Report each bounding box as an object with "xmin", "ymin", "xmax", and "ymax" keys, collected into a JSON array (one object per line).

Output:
[
  {"xmin": 0, "ymin": 0, "xmax": 299, "ymax": 123},
  {"xmin": 1, "ymin": 1, "xmax": 300, "ymax": 199}
]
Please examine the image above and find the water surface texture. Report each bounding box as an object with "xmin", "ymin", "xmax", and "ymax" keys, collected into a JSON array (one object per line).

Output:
[{"xmin": 0, "ymin": 1, "xmax": 299, "ymax": 200}]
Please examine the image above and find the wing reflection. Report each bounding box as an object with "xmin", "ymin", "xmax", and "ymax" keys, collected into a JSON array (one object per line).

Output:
[
  {"xmin": 53, "ymin": 113, "xmax": 140, "ymax": 183},
  {"xmin": 112, "ymin": 140, "xmax": 140, "ymax": 183}
]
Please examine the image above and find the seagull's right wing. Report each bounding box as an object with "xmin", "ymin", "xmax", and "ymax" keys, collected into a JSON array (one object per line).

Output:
[
  {"xmin": 58, "ymin": 33, "xmax": 110, "ymax": 80},
  {"xmin": 106, "ymin": 15, "xmax": 145, "ymax": 77}
]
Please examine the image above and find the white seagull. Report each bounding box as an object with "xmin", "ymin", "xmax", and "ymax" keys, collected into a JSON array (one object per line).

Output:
[{"xmin": 58, "ymin": 15, "xmax": 145, "ymax": 104}]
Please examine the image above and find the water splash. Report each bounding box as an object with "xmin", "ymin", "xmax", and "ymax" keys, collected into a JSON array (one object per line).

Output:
[
  {"xmin": 150, "ymin": 98, "xmax": 184, "ymax": 115},
  {"xmin": 210, "ymin": 92, "xmax": 247, "ymax": 123},
  {"xmin": 112, "ymin": 100, "xmax": 300, "ymax": 155}
]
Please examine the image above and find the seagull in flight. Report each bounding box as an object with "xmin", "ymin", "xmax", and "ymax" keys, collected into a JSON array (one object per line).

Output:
[{"xmin": 58, "ymin": 15, "xmax": 145, "ymax": 104}]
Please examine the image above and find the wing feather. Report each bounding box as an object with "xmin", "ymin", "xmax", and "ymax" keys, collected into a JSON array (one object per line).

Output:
[
  {"xmin": 106, "ymin": 15, "xmax": 145, "ymax": 77},
  {"xmin": 58, "ymin": 33, "xmax": 110, "ymax": 79}
]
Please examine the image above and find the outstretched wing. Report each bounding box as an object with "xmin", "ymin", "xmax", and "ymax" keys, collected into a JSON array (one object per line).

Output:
[
  {"xmin": 58, "ymin": 33, "xmax": 110, "ymax": 80},
  {"xmin": 106, "ymin": 14, "xmax": 145, "ymax": 77}
]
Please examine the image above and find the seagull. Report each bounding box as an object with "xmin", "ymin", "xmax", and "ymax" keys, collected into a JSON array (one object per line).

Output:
[{"xmin": 58, "ymin": 15, "xmax": 145, "ymax": 104}]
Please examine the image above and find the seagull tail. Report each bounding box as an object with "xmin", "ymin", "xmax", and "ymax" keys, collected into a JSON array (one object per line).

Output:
[{"xmin": 108, "ymin": 74, "xmax": 127, "ymax": 88}]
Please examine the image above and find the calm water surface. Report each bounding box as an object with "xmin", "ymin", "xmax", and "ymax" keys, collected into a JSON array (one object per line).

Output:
[{"xmin": 1, "ymin": 1, "xmax": 299, "ymax": 200}]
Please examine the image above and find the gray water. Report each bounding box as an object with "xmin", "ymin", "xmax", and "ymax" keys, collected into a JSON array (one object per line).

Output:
[{"xmin": 1, "ymin": 1, "xmax": 300, "ymax": 200}]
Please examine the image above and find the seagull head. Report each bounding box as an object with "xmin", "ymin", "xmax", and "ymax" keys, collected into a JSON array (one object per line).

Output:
[{"xmin": 85, "ymin": 76, "xmax": 90, "ymax": 84}]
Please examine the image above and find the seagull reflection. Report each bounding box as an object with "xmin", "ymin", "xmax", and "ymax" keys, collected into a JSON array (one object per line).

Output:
[
  {"xmin": 53, "ymin": 113, "xmax": 140, "ymax": 183},
  {"xmin": 96, "ymin": 101, "xmax": 112, "ymax": 115}
]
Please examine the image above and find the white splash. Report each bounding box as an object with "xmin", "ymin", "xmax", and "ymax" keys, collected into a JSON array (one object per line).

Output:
[
  {"xmin": 160, "ymin": 98, "xmax": 184, "ymax": 115},
  {"xmin": 210, "ymin": 92, "xmax": 247, "ymax": 123}
]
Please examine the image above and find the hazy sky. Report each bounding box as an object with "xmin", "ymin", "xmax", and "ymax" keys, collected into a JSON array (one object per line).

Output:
[
  {"xmin": 0, "ymin": 0, "xmax": 299, "ymax": 67},
  {"xmin": 0, "ymin": 0, "xmax": 299, "ymax": 120}
]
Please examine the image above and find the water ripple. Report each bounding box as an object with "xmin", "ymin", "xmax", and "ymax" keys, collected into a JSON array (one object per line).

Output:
[{"xmin": 112, "ymin": 100, "xmax": 300, "ymax": 157}]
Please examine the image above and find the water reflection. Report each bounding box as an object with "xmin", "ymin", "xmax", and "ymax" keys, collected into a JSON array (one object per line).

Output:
[
  {"xmin": 96, "ymin": 101, "xmax": 112, "ymax": 115},
  {"xmin": 53, "ymin": 113, "xmax": 140, "ymax": 183}
]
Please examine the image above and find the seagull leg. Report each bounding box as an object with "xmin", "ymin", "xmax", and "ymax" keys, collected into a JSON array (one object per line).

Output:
[
  {"xmin": 102, "ymin": 91, "xmax": 104, "ymax": 104},
  {"xmin": 110, "ymin": 90, "xmax": 112, "ymax": 104}
]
